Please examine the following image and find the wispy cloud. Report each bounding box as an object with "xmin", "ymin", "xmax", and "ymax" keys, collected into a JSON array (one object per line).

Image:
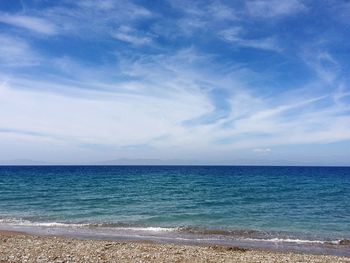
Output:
[
  {"xmin": 301, "ymin": 49, "xmax": 341, "ymax": 84},
  {"xmin": 0, "ymin": 48, "xmax": 211, "ymax": 147},
  {"xmin": 219, "ymin": 27, "xmax": 280, "ymax": 51},
  {"xmin": 0, "ymin": 34, "xmax": 40, "ymax": 66},
  {"xmin": 76, "ymin": 0, "xmax": 153, "ymax": 17},
  {"xmin": 253, "ymin": 148, "xmax": 271, "ymax": 152},
  {"xmin": 207, "ymin": 1, "xmax": 237, "ymax": 20},
  {"xmin": 0, "ymin": 0, "xmax": 155, "ymax": 40},
  {"xmin": 111, "ymin": 26, "xmax": 153, "ymax": 45},
  {"xmin": 0, "ymin": 0, "xmax": 349, "ymax": 164},
  {"xmin": 2, "ymin": 42, "xmax": 350, "ymax": 158},
  {"xmin": 0, "ymin": 13, "xmax": 58, "ymax": 35},
  {"xmin": 246, "ymin": 0, "xmax": 306, "ymax": 18},
  {"xmin": 166, "ymin": 0, "xmax": 237, "ymax": 36}
]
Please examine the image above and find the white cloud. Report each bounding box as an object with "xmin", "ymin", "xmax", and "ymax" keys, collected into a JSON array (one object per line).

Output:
[
  {"xmin": 246, "ymin": 0, "xmax": 306, "ymax": 18},
  {"xmin": 0, "ymin": 75, "xmax": 209, "ymax": 157},
  {"xmin": 2, "ymin": 44, "xmax": 350, "ymax": 162},
  {"xmin": 219, "ymin": 27, "xmax": 280, "ymax": 51},
  {"xmin": 0, "ymin": 13, "xmax": 58, "ymax": 35},
  {"xmin": 0, "ymin": 1, "xmax": 349, "ymax": 163},
  {"xmin": 333, "ymin": 83, "xmax": 350, "ymax": 106},
  {"xmin": 111, "ymin": 26, "xmax": 153, "ymax": 45},
  {"xmin": 77, "ymin": 0, "xmax": 120, "ymax": 10},
  {"xmin": 0, "ymin": 34, "xmax": 40, "ymax": 66},
  {"xmin": 37, "ymin": 1, "xmax": 154, "ymax": 38},
  {"xmin": 237, "ymin": 38, "xmax": 280, "ymax": 51},
  {"xmin": 214, "ymin": 89, "xmax": 350, "ymax": 150},
  {"xmin": 301, "ymin": 49, "xmax": 340, "ymax": 84},
  {"xmin": 169, "ymin": 0, "xmax": 236, "ymax": 20},
  {"xmin": 1, "ymin": 50, "xmax": 350, "ymax": 162},
  {"xmin": 253, "ymin": 148, "xmax": 271, "ymax": 152},
  {"xmin": 77, "ymin": 0, "xmax": 153, "ymax": 17},
  {"xmin": 0, "ymin": 49, "xmax": 214, "ymax": 154},
  {"xmin": 166, "ymin": 0, "xmax": 237, "ymax": 36},
  {"xmin": 207, "ymin": 2, "xmax": 237, "ymax": 20},
  {"xmin": 218, "ymin": 27, "xmax": 241, "ymax": 41}
]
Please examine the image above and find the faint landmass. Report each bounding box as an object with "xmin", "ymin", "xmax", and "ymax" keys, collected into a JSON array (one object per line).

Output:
[
  {"xmin": 95, "ymin": 158, "xmax": 204, "ymax": 165},
  {"xmin": 0, "ymin": 159, "xmax": 49, "ymax": 165},
  {"xmin": 0, "ymin": 158, "xmax": 345, "ymax": 166}
]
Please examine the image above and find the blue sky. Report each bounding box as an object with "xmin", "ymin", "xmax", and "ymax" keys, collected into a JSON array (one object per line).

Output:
[{"xmin": 0, "ymin": 0, "xmax": 350, "ymax": 165}]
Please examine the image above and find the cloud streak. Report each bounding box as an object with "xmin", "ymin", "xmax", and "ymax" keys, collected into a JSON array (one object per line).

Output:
[
  {"xmin": 246, "ymin": 0, "xmax": 306, "ymax": 18},
  {"xmin": 0, "ymin": 13, "xmax": 58, "ymax": 35},
  {"xmin": 0, "ymin": 34, "xmax": 41, "ymax": 66},
  {"xmin": 219, "ymin": 27, "xmax": 280, "ymax": 51},
  {"xmin": 0, "ymin": 0, "xmax": 349, "ymax": 164},
  {"xmin": 112, "ymin": 26, "xmax": 153, "ymax": 45}
]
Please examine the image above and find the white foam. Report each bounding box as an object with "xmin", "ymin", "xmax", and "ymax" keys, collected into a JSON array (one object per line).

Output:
[
  {"xmin": 0, "ymin": 218, "xmax": 87, "ymax": 228},
  {"xmin": 115, "ymin": 227, "xmax": 177, "ymax": 232},
  {"xmin": 0, "ymin": 219, "xmax": 177, "ymax": 232},
  {"xmin": 0, "ymin": 219, "xmax": 343, "ymax": 245},
  {"xmin": 242, "ymin": 237, "xmax": 333, "ymax": 245}
]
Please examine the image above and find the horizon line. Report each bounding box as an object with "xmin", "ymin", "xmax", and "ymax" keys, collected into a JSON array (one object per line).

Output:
[{"xmin": 0, "ymin": 164, "xmax": 349, "ymax": 168}]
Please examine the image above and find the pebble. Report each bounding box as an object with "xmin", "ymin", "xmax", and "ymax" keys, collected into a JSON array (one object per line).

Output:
[{"xmin": 0, "ymin": 233, "xmax": 349, "ymax": 263}]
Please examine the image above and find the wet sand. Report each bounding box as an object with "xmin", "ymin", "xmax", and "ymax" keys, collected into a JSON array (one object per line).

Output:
[{"xmin": 0, "ymin": 230, "xmax": 349, "ymax": 263}]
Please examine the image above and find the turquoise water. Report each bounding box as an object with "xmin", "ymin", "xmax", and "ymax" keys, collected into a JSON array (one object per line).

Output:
[{"xmin": 0, "ymin": 166, "xmax": 349, "ymax": 255}]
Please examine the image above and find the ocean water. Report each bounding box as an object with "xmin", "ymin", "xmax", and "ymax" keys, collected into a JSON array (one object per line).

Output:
[{"xmin": 0, "ymin": 165, "xmax": 349, "ymax": 256}]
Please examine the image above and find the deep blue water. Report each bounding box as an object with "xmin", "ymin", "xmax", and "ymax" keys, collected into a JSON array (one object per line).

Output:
[{"xmin": 0, "ymin": 166, "xmax": 349, "ymax": 255}]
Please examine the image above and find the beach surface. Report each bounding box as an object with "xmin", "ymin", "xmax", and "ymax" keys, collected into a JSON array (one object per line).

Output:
[{"xmin": 0, "ymin": 231, "xmax": 349, "ymax": 263}]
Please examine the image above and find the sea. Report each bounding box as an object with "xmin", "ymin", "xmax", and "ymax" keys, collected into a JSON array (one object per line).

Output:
[{"xmin": 0, "ymin": 165, "xmax": 349, "ymax": 256}]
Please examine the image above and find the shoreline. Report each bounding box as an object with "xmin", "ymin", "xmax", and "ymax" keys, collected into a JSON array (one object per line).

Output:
[
  {"xmin": 1, "ymin": 230, "xmax": 349, "ymax": 263},
  {"xmin": 1, "ymin": 223, "xmax": 349, "ymax": 257}
]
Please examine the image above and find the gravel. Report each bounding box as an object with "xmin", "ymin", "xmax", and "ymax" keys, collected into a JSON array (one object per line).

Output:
[{"xmin": 1, "ymin": 231, "xmax": 349, "ymax": 263}]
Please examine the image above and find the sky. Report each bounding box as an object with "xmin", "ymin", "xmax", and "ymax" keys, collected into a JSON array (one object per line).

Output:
[{"xmin": 0, "ymin": 0, "xmax": 350, "ymax": 165}]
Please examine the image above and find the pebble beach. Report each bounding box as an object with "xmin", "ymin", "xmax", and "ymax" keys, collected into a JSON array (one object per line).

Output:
[{"xmin": 1, "ymin": 231, "xmax": 349, "ymax": 263}]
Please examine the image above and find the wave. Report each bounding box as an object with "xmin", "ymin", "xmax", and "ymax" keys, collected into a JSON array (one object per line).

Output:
[
  {"xmin": 240, "ymin": 238, "xmax": 350, "ymax": 246},
  {"xmin": 176, "ymin": 226, "xmax": 349, "ymax": 245},
  {"xmin": 0, "ymin": 218, "xmax": 176, "ymax": 232},
  {"xmin": 177, "ymin": 226, "xmax": 269, "ymax": 237},
  {"xmin": 243, "ymin": 237, "xmax": 334, "ymax": 245},
  {"xmin": 0, "ymin": 218, "xmax": 88, "ymax": 228},
  {"xmin": 1, "ymin": 218, "xmax": 348, "ymax": 246},
  {"xmin": 83, "ymin": 224, "xmax": 178, "ymax": 232}
]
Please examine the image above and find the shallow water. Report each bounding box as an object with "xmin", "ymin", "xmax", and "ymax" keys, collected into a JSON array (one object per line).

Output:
[{"xmin": 0, "ymin": 166, "xmax": 349, "ymax": 255}]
